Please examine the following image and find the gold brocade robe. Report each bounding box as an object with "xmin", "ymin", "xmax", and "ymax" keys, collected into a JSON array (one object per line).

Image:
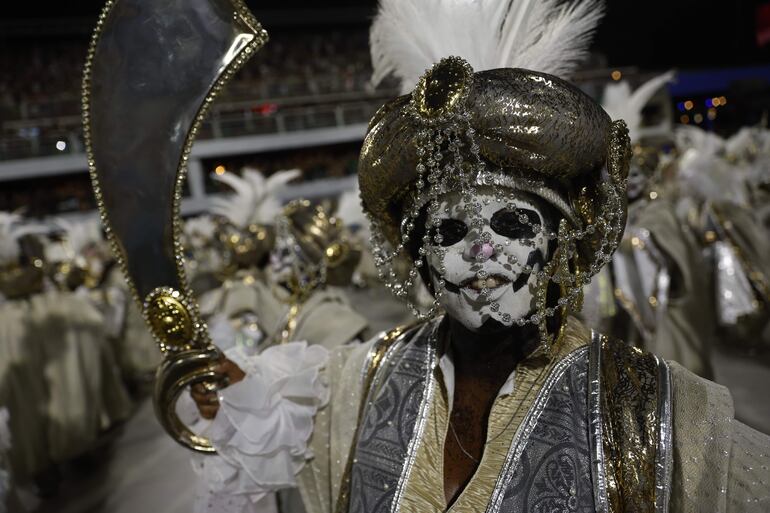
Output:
[{"xmin": 296, "ymin": 316, "xmax": 770, "ymax": 513}]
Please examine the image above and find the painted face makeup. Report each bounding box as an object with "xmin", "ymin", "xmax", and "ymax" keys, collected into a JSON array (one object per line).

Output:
[
  {"xmin": 269, "ymin": 235, "xmax": 295, "ymax": 286},
  {"xmin": 626, "ymin": 163, "xmax": 648, "ymax": 201},
  {"xmin": 425, "ymin": 186, "xmax": 552, "ymax": 331}
]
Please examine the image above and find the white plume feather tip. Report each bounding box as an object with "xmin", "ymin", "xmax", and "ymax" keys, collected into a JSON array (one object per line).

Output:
[
  {"xmin": 602, "ymin": 70, "xmax": 676, "ymax": 143},
  {"xmin": 209, "ymin": 168, "xmax": 300, "ymax": 228},
  {"xmin": 0, "ymin": 212, "xmax": 48, "ymax": 265},
  {"xmin": 370, "ymin": 0, "xmax": 605, "ymax": 94}
]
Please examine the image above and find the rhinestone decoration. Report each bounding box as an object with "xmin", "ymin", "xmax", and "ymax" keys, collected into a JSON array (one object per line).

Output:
[
  {"xmin": 143, "ymin": 286, "xmax": 199, "ymax": 352},
  {"xmin": 366, "ymin": 57, "xmax": 629, "ymax": 348}
]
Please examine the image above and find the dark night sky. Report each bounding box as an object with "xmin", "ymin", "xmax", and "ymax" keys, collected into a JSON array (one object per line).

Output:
[{"xmin": 2, "ymin": 0, "xmax": 769, "ymax": 70}]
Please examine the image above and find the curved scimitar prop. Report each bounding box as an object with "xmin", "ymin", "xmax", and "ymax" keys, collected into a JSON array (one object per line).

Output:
[{"xmin": 82, "ymin": 0, "xmax": 268, "ymax": 453}]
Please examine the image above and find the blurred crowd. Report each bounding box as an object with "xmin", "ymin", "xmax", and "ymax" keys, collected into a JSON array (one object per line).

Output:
[
  {"xmin": 0, "ymin": 211, "xmax": 161, "ymax": 508},
  {"xmin": 0, "ymin": 29, "xmax": 376, "ymax": 124},
  {"xmin": 0, "ymin": 164, "xmax": 380, "ymax": 509},
  {"xmin": 579, "ymin": 74, "xmax": 770, "ymax": 381},
  {"xmin": 0, "ymin": 28, "xmax": 398, "ymax": 162}
]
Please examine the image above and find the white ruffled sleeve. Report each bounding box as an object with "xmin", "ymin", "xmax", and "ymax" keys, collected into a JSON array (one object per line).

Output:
[
  {"xmin": 0, "ymin": 407, "xmax": 10, "ymax": 513},
  {"xmin": 192, "ymin": 341, "xmax": 329, "ymax": 513}
]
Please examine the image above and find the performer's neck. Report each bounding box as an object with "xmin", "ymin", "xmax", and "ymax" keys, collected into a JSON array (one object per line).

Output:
[{"xmin": 445, "ymin": 316, "xmax": 538, "ymax": 381}]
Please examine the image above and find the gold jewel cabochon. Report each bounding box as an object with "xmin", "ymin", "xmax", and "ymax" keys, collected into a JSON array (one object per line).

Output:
[{"xmin": 144, "ymin": 287, "xmax": 197, "ymax": 352}]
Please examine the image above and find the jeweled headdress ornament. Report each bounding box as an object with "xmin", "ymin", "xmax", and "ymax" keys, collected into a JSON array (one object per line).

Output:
[
  {"xmin": 275, "ymin": 199, "xmax": 362, "ymax": 296},
  {"xmin": 210, "ymin": 168, "xmax": 300, "ymax": 274},
  {"xmin": 359, "ymin": 0, "xmax": 631, "ymax": 343},
  {"xmin": 0, "ymin": 213, "xmax": 47, "ymax": 299}
]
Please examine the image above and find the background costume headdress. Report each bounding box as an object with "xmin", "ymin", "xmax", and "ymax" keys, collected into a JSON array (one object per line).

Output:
[
  {"xmin": 0, "ymin": 212, "xmax": 48, "ymax": 299},
  {"xmin": 210, "ymin": 168, "xmax": 300, "ymax": 229},
  {"xmin": 602, "ymin": 71, "xmax": 676, "ymax": 144},
  {"xmin": 359, "ymin": 0, "xmax": 631, "ymax": 338},
  {"xmin": 209, "ymin": 168, "xmax": 300, "ymax": 273},
  {"xmin": 602, "ymin": 71, "xmax": 676, "ymax": 198},
  {"xmin": 275, "ymin": 199, "xmax": 361, "ymax": 296}
]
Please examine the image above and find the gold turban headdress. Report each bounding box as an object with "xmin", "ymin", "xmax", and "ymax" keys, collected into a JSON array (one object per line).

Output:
[
  {"xmin": 358, "ymin": 0, "xmax": 631, "ymax": 339},
  {"xmin": 276, "ymin": 199, "xmax": 362, "ymax": 297}
]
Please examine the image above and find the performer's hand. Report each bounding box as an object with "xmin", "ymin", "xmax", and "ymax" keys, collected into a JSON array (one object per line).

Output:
[{"xmin": 190, "ymin": 358, "xmax": 246, "ymax": 419}]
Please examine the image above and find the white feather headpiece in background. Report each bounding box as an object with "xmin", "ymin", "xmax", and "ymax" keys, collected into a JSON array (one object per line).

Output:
[
  {"xmin": 52, "ymin": 216, "xmax": 103, "ymax": 257},
  {"xmin": 336, "ymin": 186, "xmax": 370, "ymax": 237},
  {"xmin": 209, "ymin": 167, "xmax": 301, "ymax": 228},
  {"xmin": 675, "ymin": 125, "xmax": 725, "ymax": 158},
  {"xmin": 370, "ymin": 0, "xmax": 605, "ymax": 93},
  {"xmin": 183, "ymin": 215, "xmax": 217, "ymax": 247},
  {"xmin": 0, "ymin": 212, "xmax": 47, "ymax": 266},
  {"xmin": 725, "ymin": 127, "xmax": 758, "ymax": 159},
  {"xmin": 601, "ymin": 71, "xmax": 675, "ymax": 143},
  {"xmin": 674, "ymin": 126, "xmax": 750, "ymax": 206}
]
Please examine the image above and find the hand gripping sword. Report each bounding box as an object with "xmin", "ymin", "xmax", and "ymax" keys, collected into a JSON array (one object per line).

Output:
[{"xmin": 82, "ymin": 0, "xmax": 267, "ymax": 453}]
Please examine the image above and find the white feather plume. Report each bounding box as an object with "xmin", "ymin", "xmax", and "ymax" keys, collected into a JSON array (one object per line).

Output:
[
  {"xmin": 259, "ymin": 169, "xmax": 303, "ymax": 224},
  {"xmin": 674, "ymin": 126, "xmax": 750, "ymax": 205},
  {"xmin": 336, "ymin": 187, "xmax": 370, "ymax": 237},
  {"xmin": 184, "ymin": 215, "xmax": 217, "ymax": 244},
  {"xmin": 52, "ymin": 216, "xmax": 103, "ymax": 256},
  {"xmin": 209, "ymin": 167, "xmax": 301, "ymax": 228},
  {"xmin": 602, "ymin": 71, "xmax": 675, "ymax": 143},
  {"xmin": 675, "ymin": 125, "xmax": 724, "ymax": 157},
  {"xmin": 725, "ymin": 127, "xmax": 757, "ymax": 159},
  {"xmin": 370, "ymin": 0, "xmax": 605, "ymax": 93},
  {"xmin": 0, "ymin": 212, "xmax": 47, "ymax": 265}
]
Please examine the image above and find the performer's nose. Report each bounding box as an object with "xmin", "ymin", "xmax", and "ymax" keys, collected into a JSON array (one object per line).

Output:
[{"xmin": 470, "ymin": 242, "xmax": 496, "ymax": 262}]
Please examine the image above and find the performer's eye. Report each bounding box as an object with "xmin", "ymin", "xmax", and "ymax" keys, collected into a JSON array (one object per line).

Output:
[
  {"xmin": 431, "ymin": 219, "xmax": 468, "ymax": 246},
  {"xmin": 490, "ymin": 209, "xmax": 540, "ymax": 239}
]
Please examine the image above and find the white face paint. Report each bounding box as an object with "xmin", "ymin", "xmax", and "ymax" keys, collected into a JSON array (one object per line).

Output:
[
  {"xmin": 268, "ymin": 235, "xmax": 295, "ymax": 286},
  {"xmin": 626, "ymin": 163, "xmax": 648, "ymax": 201},
  {"xmin": 425, "ymin": 186, "xmax": 552, "ymax": 331}
]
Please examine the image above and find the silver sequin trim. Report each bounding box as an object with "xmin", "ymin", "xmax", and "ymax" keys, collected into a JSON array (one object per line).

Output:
[
  {"xmin": 654, "ymin": 356, "xmax": 673, "ymax": 513},
  {"xmin": 486, "ymin": 345, "xmax": 589, "ymax": 513},
  {"xmin": 391, "ymin": 319, "xmax": 440, "ymax": 513},
  {"xmin": 588, "ymin": 331, "xmax": 610, "ymax": 513}
]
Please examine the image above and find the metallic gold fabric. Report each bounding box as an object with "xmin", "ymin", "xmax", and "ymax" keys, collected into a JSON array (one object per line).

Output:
[
  {"xmin": 399, "ymin": 316, "xmax": 591, "ymax": 512},
  {"xmin": 359, "ymin": 67, "xmax": 612, "ymax": 243},
  {"xmin": 358, "ymin": 61, "xmax": 631, "ymax": 289},
  {"xmin": 281, "ymin": 200, "xmax": 362, "ymax": 289},
  {"xmin": 599, "ymin": 337, "xmax": 662, "ymax": 512}
]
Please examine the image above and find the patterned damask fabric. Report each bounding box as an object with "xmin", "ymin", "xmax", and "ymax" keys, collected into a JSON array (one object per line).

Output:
[
  {"xmin": 347, "ymin": 320, "xmax": 598, "ymax": 513},
  {"xmin": 347, "ymin": 323, "xmax": 434, "ymax": 513},
  {"xmin": 497, "ymin": 349, "xmax": 596, "ymax": 513}
]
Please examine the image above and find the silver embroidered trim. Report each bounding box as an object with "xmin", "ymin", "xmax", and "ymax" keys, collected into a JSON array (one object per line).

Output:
[
  {"xmin": 654, "ymin": 356, "xmax": 673, "ymax": 513},
  {"xmin": 390, "ymin": 319, "xmax": 440, "ymax": 513},
  {"xmin": 588, "ymin": 331, "xmax": 610, "ymax": 513},
  {"xmin": 486, "ymin": 345, "xmax": 590, "ymax": 513}
]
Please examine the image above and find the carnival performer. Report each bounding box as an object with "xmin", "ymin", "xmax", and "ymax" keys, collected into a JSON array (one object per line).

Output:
[
  {"xmin": 674, "ymin": 126, "xmax": 770, "ymax": 352},
  {"xmin": 580, "ymin": 72, "xmax": 718, "ymax": 379},
  {"xmin": 192, "ymin": 169, "xmax": 368, "ymax": 363},
  {"xmin": 191, "ymin": 1, "xmax": 770, "ymax": 512},
  {"xmin": 190, "ymin": 187, "xmax": 367, "ymax": 513}
]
